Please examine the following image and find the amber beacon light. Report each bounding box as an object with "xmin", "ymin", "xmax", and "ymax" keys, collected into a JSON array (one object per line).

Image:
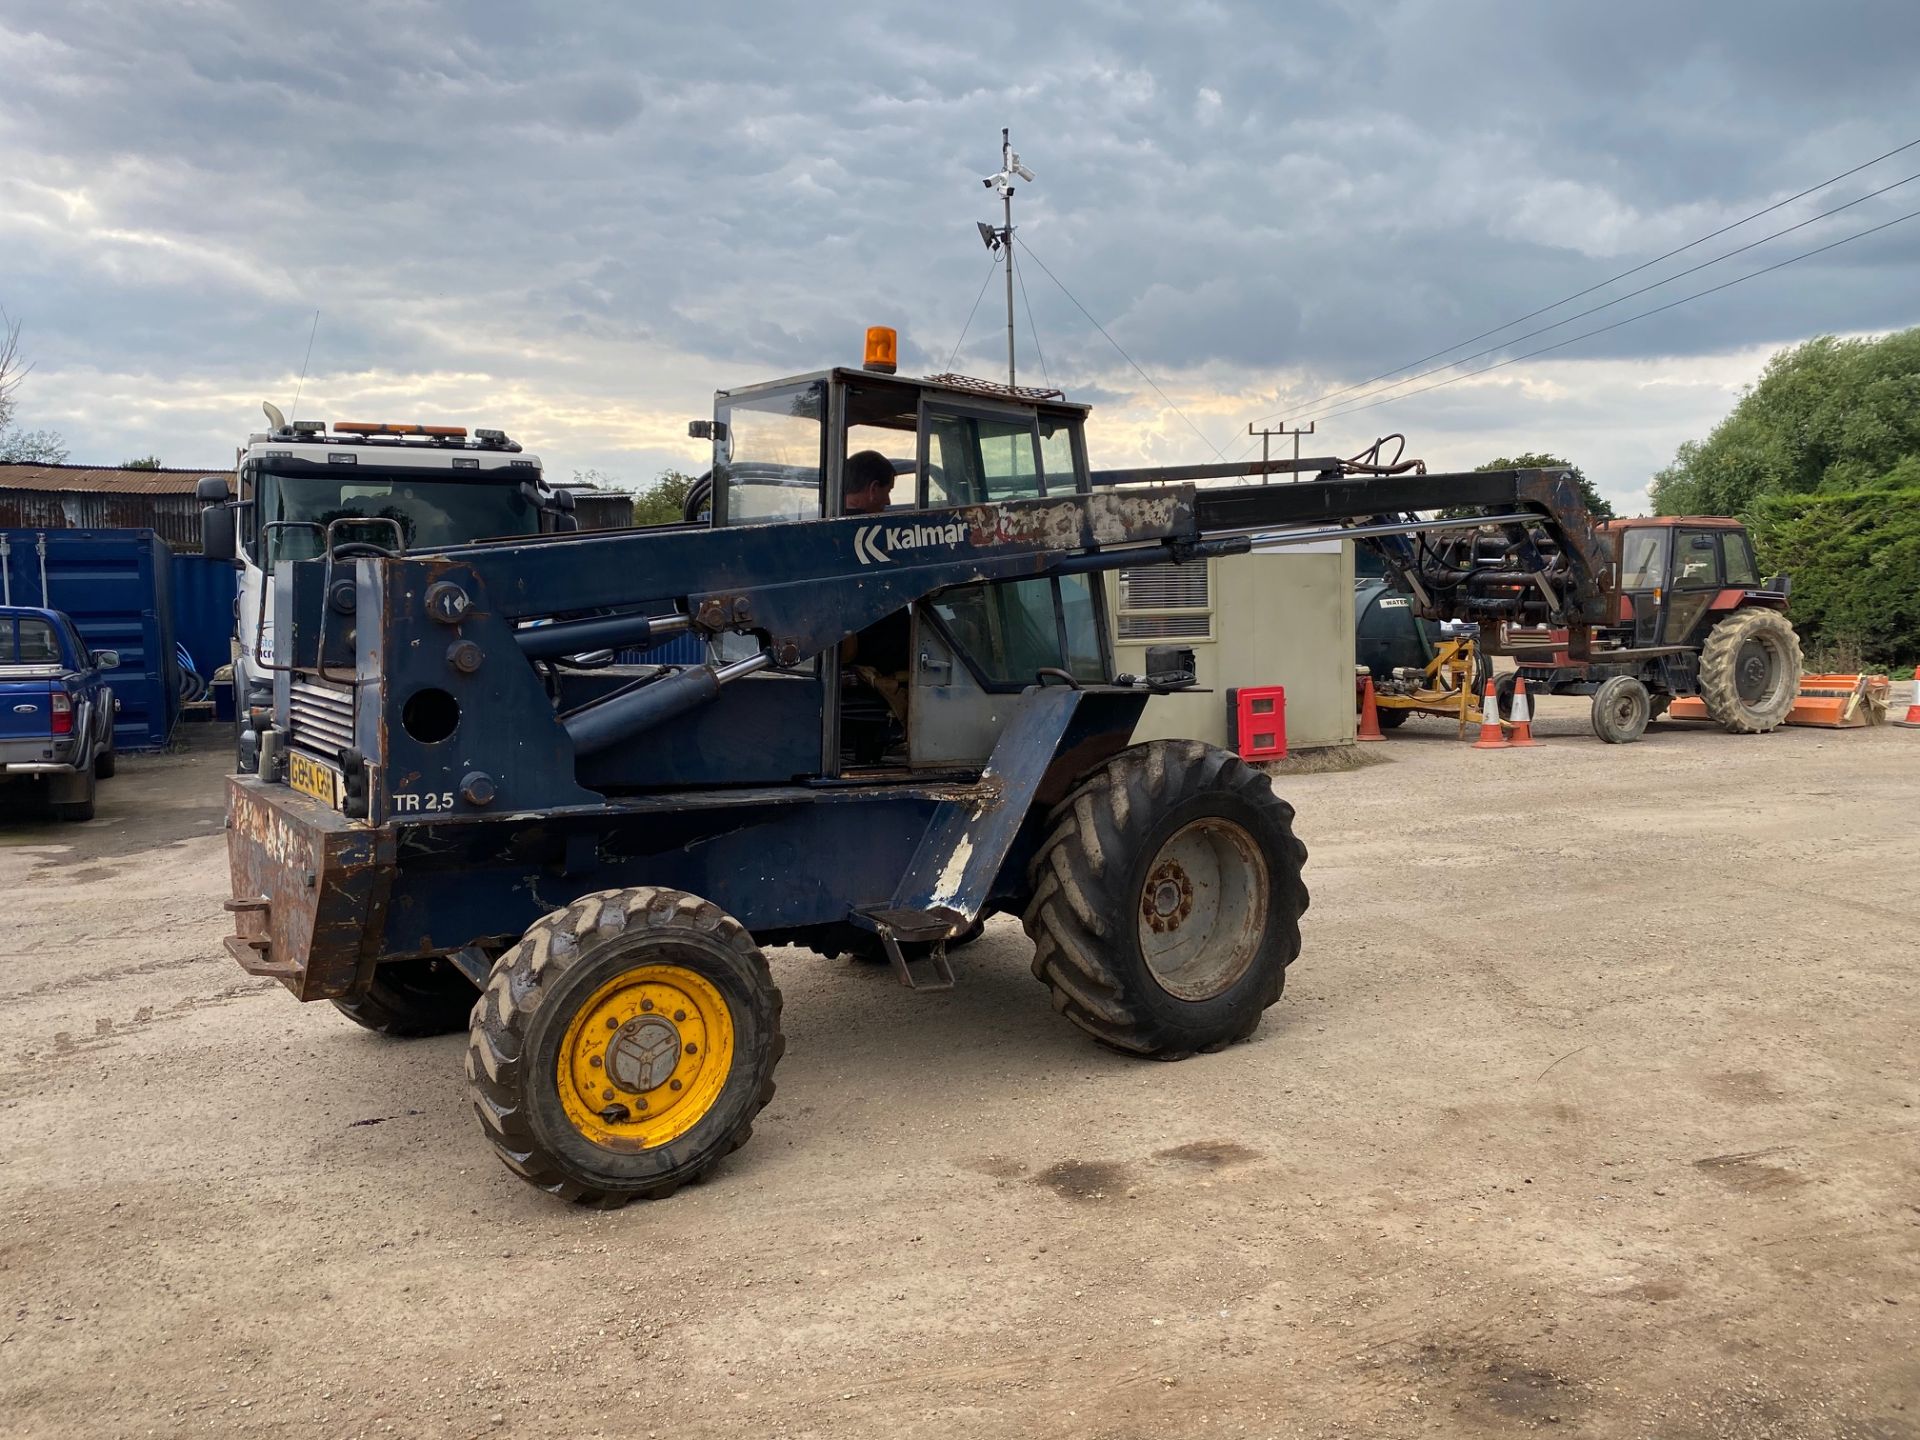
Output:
[{"xmin": 862, "ymin": 326, "xmax": 898, "ymax": 374}]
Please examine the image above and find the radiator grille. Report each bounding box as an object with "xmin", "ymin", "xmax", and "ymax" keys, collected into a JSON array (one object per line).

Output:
[{"xmin": 289, "ymin": 676, "xmax": 355, "ymax": 758}]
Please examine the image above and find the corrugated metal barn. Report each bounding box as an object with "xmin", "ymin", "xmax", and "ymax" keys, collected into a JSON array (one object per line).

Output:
[{"xmin": 0, "ymin": 463, "xmax": 217, "ymax": 553}]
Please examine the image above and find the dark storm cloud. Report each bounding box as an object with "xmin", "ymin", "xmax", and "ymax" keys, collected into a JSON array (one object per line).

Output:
[{"xmin": 1, "ymin": 0, "xmax": 1916, "ymax": 469}]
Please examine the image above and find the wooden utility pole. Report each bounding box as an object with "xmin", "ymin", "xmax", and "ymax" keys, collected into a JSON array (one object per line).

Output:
[{"xmin": 1248, "ymin": 421, "xmax": 1316, "ymax": 482}]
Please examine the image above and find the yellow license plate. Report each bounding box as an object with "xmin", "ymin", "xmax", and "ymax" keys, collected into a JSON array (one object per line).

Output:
[{"xmin": 287, "ymin": 751, "xmax": 342, "ymax": 807}]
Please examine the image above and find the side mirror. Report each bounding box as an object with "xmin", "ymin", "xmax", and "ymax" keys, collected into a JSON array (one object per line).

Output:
[
  {"xmin": 94, "ymin": 650, "xmax": 119, "ymax": 670},
  {"xmin": 1689, "ymin": 534, "xmax": 1716, "ymax": 551},
  {"xmin": 196, "ymin": 475, "xmax": 232, "ymax": 504},
  {"xmin": 202, "ymin": 503, "xmax": 238, "ymax": 564}
]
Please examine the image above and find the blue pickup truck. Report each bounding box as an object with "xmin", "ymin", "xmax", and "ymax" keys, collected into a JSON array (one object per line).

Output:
[{"xmin": 0, "ymin": 606, "xmax": 119, "ymax": 822}]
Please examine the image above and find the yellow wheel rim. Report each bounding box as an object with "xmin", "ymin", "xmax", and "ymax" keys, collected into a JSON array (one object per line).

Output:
[{"xmin": 556, "ymin": 963, "xmax": 735, "ymax": 1151}]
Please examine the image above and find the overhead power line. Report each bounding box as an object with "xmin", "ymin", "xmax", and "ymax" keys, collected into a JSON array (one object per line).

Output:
[
  {"xmin": 1235, "ymin": 134, "xmax": 1920, "ymax": 450},
  {"xmin": 1306, "ymin": 203, "xmax": 1920, "ymax": 426},
  {"xmin": 1283, "ymin": 167, "xmax": 1920, "ymax": 427},
  {"xmin": 1016, "ymin": 237, "xmax": 1225, "ymax": 460}
]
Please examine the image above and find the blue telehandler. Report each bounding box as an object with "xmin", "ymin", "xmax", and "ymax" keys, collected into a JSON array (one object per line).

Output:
[{"xmin": 216, "ymin": 341, "xmax": 1623, "ymax": 1205}]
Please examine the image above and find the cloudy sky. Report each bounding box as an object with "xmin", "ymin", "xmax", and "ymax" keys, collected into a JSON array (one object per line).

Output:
[{"xmin": 2, "ymin": 0, "xmax": 1917, "ymax": 513}]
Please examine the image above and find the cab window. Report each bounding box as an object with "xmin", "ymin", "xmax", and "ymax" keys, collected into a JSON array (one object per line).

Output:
[
  {"xmin": 5, "ymin": 618, "xmax": 61, "ymax": 664},
  {"xmin": 1722, "ymin": 533, "xmax": 1758, "ymax": 586},
  {"xmin": 1619, "ymin": 528, "xmax": 1670, "ymax": 589},
  {"xmin": 840, "ymin": 384, "xmax": 918, "ymax": 516},
  {"xmin": 926, "ymin": 410, "xmax": 1043, "ymax": 506},
  {"xmin": 715, "ymin": 381, "xmax": 824, "ymax": 525},
  {"xmin": 1037, "ymin": 419, "xmax": 1076, "ymax": 491},
  {"xmin": 1674, "ymin": 530, "xmax": 1722, "ymax": 587}
]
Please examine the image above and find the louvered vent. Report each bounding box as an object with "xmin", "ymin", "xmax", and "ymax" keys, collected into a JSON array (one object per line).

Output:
[{"xmin": 1117, "ymin": 561, "xmax": 1211, "ymax": 640}]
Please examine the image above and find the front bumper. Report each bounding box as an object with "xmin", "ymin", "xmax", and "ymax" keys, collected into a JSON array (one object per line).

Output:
[{"xmin": 222, "ymin": 775, "xmax": 389, "ymax": 1000}]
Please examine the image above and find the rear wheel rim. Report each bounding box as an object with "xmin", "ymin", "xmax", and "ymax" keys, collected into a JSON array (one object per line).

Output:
[
  {"xmin": 1137, "ymin": 817, "xmax": 1269, "ymax": 1001},
  {"xmin": 556, "ymin": 963, "xmax": 735, "ymax": 1152},
  {"xmin": 1735, "ymin": 635, "xmax": 1780, "ymax": 704}
]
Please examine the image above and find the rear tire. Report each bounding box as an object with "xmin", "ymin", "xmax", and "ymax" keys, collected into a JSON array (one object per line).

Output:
[
  {"xmin": 1022, "ymin": 740, "xmax": 1308, "ymax": 1059},
  {"xmin": 332, "ymin": 956, "xmax": 480, "ymax": 1037},
  {"xmin": 94, "ymin": 746, "xmax": 117, "ymax": 780},
  {"xmin": 1375, "ymin": 707, "xmax": 1409, "ymax": 730},
  {"xmin": 467, "ymin": 888, "xmax": 783, "ymax": 1206},
  {"xmin": 1697, "ymin": 608, "xmax": 1801, "ymax": 733},
  {"xmin": 1591, "ymin": 675, "xmax": 1650, "ymax": 744},
  {"xmin": 50, "ymin": 769, "xmax": 96, "ymax": 822}
]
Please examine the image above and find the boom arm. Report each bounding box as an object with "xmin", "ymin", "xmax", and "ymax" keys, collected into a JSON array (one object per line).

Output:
[{"xmin": 278, "ymin": 464, "xmax": 1616, "ymax": 818}]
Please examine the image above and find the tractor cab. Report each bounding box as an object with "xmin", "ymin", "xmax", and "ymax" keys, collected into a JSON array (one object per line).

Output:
[
  {"xmin": 695, "ymin": 351, "xmax": 1109, "ymax": 775},
  {"xmin": 1607, "ymin": 517, "xmax": 1779, "ymax": 648}
]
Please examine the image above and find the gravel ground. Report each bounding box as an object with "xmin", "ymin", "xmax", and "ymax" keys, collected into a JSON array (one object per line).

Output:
[{"xmin": 2, "ymin": 704, "xmax": 1917, "ymax": 1439}]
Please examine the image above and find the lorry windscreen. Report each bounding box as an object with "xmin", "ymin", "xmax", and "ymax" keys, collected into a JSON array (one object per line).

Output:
[{"xmin": 255, "ymin": 466, "xmax": 540, "ymax": 569}]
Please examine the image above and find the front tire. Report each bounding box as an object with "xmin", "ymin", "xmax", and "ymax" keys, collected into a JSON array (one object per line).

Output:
[
  {"xmin": 1698, "ymin": 608, "xmax": 1802, "ymax": 733},
  {"xmin": 467, "ymin": 888, "xmax": 783, "ymax": 1206},
  {"xmin": 1022, "ymin": 740, "xmax": 1308, "ymax": 1059},
  {"xmin": 332, "ymin": 956, "xmax": 479, "ymax": 1037},
  {"xmin": 1591, "ymin": 675, "xmax": 1651, "ymax": 744}
]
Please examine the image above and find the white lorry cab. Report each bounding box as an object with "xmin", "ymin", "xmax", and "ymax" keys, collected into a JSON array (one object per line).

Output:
[{"xmin": 199, "ymin": 405, "xmax": 575, "ymax": 769}]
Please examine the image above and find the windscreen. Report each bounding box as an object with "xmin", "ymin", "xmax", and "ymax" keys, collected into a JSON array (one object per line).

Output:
[
  {"xmin": 255, "ymin": 466, "xmax": 540, "ymax": 569},
  {"xmin": 716, "ymin": 381, "xmax": 824, "ymax": 525}
]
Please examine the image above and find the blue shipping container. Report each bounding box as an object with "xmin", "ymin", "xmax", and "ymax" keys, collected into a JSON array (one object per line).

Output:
[
  {"xmin": 169, "ymin": 551, "xmax": 239, "ymax": 682},
  {"xmin": 0, "ymin": 528, "xmax": 181, "ymax": 751}
]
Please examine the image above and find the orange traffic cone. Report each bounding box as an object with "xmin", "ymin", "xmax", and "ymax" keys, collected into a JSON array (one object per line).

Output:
[
  {"xmin": 1896, "ymin": 666, "xmax": 1920, "ymax": 728},
  {"xmin": 1472, "ymin": 679, "xmax": 1509, "ymax": 749},
  {"xmin": 1507, "ymin": 676, "xmax": 1539, "ymax": 747},
  {"xmin": 1357, "ymin": 675, "xmax": 1386, "ymax": 741}
]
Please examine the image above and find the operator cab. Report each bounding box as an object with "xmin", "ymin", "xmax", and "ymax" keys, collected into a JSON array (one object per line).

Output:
[
  {"xmin": 1608, "ymin": 517, "xmax": 1769, "ymax": 647},
  {"xmin": 697, "ymin": 347, "xmax": 1109, "ymax": 776}
]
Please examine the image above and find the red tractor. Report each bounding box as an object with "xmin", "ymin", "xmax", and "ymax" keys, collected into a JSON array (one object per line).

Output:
[{"xmin": 1505, "ymin": 516, "xmax": 1801, "ymax": 743}]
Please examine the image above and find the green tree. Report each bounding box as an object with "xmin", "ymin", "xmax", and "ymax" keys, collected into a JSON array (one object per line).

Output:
[
  {"xmin": 631, "ymin": 469, "xmax": 697, "ymax": 526},
  {"xmin": 1651, "ymin": 328, "xmax": 1920, "ymax": 665},
  {"xmin": 1440, "ymin": 453, "xmax": 1612, "ymax": 520},
  {"xmin": 1651, "ymin": 330, "xmax": 1920, "ymax": 515},
  {"xmin": 1477, "ymin": 453, "xmax": 1613, "ymax": 520},
  {"xmin": 122, "ymin": 455, "xmax": 164, "ymax": 470}
]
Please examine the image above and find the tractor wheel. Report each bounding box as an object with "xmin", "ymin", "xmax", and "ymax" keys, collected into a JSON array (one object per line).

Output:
[
  {"xmin": 467, "ymin": 887, "xmax": 783, "ymax": 1206},
  {"xmin": 1697, "ymin": 608, "xmax": 1802, "ymax": 733},
  {"xmin": 1591, "ymin": 675, "xmax": 1650, "ymax": 744},
  {"xmin": 1022, "ymin": 740, "xmax": 1309, "ymax": 1059},
  {"xmin": 332, "ymin": 956, "xmax": 480, "ymax": 1037}
]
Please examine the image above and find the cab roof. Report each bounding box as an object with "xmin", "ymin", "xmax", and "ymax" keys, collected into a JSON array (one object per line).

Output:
[
  {"xmin": 719, "ymin": 367, "xmax": 1091, "ymax": 419},
  {"xmin": 1601, "ymin": 515, "xmax": 1746, "ymax": 531}
]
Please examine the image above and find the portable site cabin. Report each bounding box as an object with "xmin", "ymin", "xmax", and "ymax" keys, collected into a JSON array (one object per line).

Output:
[{"xmin": 1106, "ymin": 541, "xmax": 1357, "ymax": 753}]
